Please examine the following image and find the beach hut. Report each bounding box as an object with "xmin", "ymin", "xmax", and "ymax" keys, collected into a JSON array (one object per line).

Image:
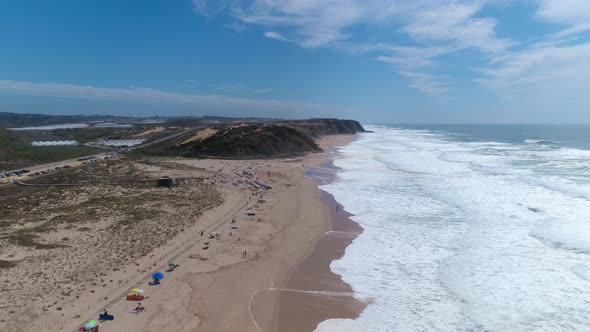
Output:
[{"xmin": 158, "ymin": 176, "xmax": 177, "ymax": 187}]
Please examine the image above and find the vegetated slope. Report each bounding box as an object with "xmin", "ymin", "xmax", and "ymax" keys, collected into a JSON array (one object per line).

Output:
[
  {"xmin": 174, "ymin": 124, "xmax": 322, "ymax": 158},
  {"xmin": 0, "ymin": 127, "xmax": 104, "ymax": 170},
  {"xmin": 0, "ymin": 127, "xmax": 29, "ymax": 161}
]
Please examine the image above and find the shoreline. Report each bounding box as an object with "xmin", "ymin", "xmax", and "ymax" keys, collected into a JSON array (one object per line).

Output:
[{"xmin": 275, "ymin": 141, "xmax": 366, "ymax": 331}]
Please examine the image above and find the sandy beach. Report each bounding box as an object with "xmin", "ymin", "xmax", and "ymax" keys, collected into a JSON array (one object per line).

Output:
[{"xmin": 0, "ymin": 134, "xmax": 362, "ymax": 332}]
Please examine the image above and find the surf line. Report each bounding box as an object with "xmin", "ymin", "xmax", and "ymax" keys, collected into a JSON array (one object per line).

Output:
[{"xmin": 248, "ymin": 287, "xmax": 356, "ymax": 332}]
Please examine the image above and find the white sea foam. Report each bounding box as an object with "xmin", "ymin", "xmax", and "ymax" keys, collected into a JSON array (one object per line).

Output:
[
  {"xmin": 315, "ymin": 319, "xmax": 364, "ymax": 332},
  {"xmin": 320, "ymin": 125, "xmax": 590, "ymax": 331}
]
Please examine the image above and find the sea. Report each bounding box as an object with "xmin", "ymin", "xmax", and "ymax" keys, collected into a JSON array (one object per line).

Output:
[{"xmin": 317, "ymin": 124, "xmax": 590, "ymax": 332}]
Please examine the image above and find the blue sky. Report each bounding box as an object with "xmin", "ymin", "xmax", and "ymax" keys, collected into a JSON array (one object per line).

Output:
[{"xmin": 1, "ymin": 0, "xmax": 590, "ymax": 123}]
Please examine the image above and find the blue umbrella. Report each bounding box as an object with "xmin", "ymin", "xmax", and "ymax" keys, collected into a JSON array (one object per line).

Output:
[{"xmin": 152, "ymin": 272, "xmax": 164, "ymax": 280}]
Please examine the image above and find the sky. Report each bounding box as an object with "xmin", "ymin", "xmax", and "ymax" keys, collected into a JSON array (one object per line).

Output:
[{"xmin": 1, "ymin": 0, "xmax": 590, "ymax": 124}]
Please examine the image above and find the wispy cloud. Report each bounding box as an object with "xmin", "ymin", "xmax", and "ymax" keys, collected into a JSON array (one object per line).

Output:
[
  {"xmin": 473, "ymin": 0, "xmax": 590, "ymax": 106},
  {"xmin": 264, "ymin": 31, "xmax": 290, "ymax": 42},
  {"xmin": 210, "ymin": 83, "xmax": 242, "ymax": 92},
  {"xmin": 192, "ymin": 0, "xmax": 590, "ymax": 106},
  {"xmin": 477, "ymin": 42, "xmax": 590, "ymax": 101},
  {"xmin": 402, "ymin": 3, "xmax": 510, "ymax": 53},
  {"xmin": 253, "ymin": 88, "xmax": 274, "ymax": 94},
  {"xmin": 537, "ymin": 0, "xmax": 590, "ymax": 38},
  {"xmin": 0, "ymin": 80, "xmax": 352, "ymax": 117},
  {"xmin": 192, "ymin": 0, "xmax": 511, "ymax": 97},
  {"xmin": 399, "ymin": 71, "xmax": 449, "ymax": 97},
  {"xmin": 224, "ymin": 21, "xmax": 247, "ymax": 33}
]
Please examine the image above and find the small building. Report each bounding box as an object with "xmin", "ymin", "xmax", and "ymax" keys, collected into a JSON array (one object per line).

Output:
[{"xmin": 158, "ymin": 176, "xmax": 177, "ymax": 187}]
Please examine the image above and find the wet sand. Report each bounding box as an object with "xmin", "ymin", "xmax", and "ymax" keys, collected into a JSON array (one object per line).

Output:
[{"xmin": 275, "ymin": 156, "xmax": 366, "ymax": 331}]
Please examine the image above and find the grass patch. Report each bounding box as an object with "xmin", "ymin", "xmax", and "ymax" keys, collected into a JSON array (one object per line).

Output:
[
  {"xmin": 0, "ymin": 260, "xmax": 18, "ymax": 269},
  {"xmin": 3, "ymin": 233, "xmax": 68, "ymax": 249}
]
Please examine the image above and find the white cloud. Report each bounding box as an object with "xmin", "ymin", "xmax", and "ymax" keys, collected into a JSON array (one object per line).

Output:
[
  {"xmin": 537, "ymin": 0, "xmax": 590, "ymax": 24},
  {"xmin": 210, "ymin": 83, "xmax": 242, "ymax": 92},
  {"xmin": 233, "ymin": 0, "xmax": 378, "ymax": 47},
  {"xmin": 192, "ymin": 0, "xmax": 511, "ymax": 97},
  {"xmin": 537, "ymin": 0, "xmax": 590, "ymax": 37},
  {"xmin": 376, "ymin": 45, "xmax": 456, "ymax": 70},
  {"xmin": 403, "ymin": 3, "xmax": 510, "ymax": 53},
  {"xmin": 399, "ymin": 71, "xmax": 449, "ymax": 97},
  {"xmin": 477, "ymin": 42, "xmax": 590, "ymax": 103},
  {"xmin": 192, "ymin": 0, "xmax": 590, "ymax": 108},
  {"xmin": 473, "ymin": 0, "xmax": 590, "ymax": 108},
  {"xmin": 0, "ymin": 80, "xmax": 352, "ymax": 116},
  {"xmin": 253, "ymin": 88, "xmax": 274, "ymax": 94},
  {"xmin": 264, "ymin": 31, "xmax": 290, "ymax": 42}
]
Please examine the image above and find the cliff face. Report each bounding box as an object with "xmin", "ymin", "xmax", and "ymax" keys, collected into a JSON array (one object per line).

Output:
[
  {"xmin": 279, "ymin": 118, "xmax": 366, "ymax": 137},
  {"xmin": 175, "ymin": 124, "xmax": 322, "ymax": 159}
]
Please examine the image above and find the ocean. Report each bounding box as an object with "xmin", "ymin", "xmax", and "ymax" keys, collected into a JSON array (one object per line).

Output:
[{"xmin": 318, "ymin": 125, "xmax": 590, "ymax": 332}]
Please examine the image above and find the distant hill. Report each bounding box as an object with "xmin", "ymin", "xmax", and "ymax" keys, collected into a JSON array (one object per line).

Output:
[
  {"xmin": 0, "ymin": 112, "xmax": 277, "ymax": 129},
  {"xmin": 0, "ymin": 112, "xmax": 131, "ymax": 128}
]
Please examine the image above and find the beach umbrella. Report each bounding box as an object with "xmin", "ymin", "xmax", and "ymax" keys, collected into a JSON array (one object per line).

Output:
[
  {"xmin": 130, "ymin": 288, "xmax": 139, "ymax": 294},
  {"xmin": 152, "ymin": 272, "xmax": 164, "ymax": 280},
  {"xmin": 84, "ymin": 320, "xmax": 98, "ymax": 328}
]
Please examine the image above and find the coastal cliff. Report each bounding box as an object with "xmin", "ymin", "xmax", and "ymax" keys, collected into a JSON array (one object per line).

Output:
[
  {"xmin": 280, "ymin": 118, "xmax": 366, "ymax": 137},
  {"xmin": 143, "ymin": 118, "xmax": 365, "ymax": 159}
]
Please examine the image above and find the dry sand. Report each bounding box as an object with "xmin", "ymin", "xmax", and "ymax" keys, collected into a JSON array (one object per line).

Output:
[
  {"xmin": 0, "ymin": 134, "xmax": 362, "ymax": 332},
  {"xmin": 178, "ymin": 128, "xmax": 218, "ymax": 145}
]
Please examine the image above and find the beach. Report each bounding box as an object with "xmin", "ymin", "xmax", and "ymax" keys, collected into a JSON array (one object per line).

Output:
[{"xmin": 0, "ymin": 134, "xmax": 363, "ymax": 332}]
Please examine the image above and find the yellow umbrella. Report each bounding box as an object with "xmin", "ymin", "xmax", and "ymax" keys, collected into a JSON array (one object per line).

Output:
[{"xmin": 130, "ymin": 288, "xmax": 139, "ymax": 294}]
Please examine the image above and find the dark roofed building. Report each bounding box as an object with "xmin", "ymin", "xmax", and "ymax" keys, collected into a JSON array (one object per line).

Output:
[{"xmin": 158, "ymin": 176, "xmax": 177, "ymax": 187}]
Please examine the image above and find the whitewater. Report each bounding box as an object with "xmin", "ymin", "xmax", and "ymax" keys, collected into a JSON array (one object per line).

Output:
[{"xmin": 317, "ymin": 125, "xmax": 590, "ymax": 332}]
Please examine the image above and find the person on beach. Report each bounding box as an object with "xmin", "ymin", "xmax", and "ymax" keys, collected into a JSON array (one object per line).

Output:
[{"xmin": 134, "ymin": 303, "xmax": 145, "ymax": 314}]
